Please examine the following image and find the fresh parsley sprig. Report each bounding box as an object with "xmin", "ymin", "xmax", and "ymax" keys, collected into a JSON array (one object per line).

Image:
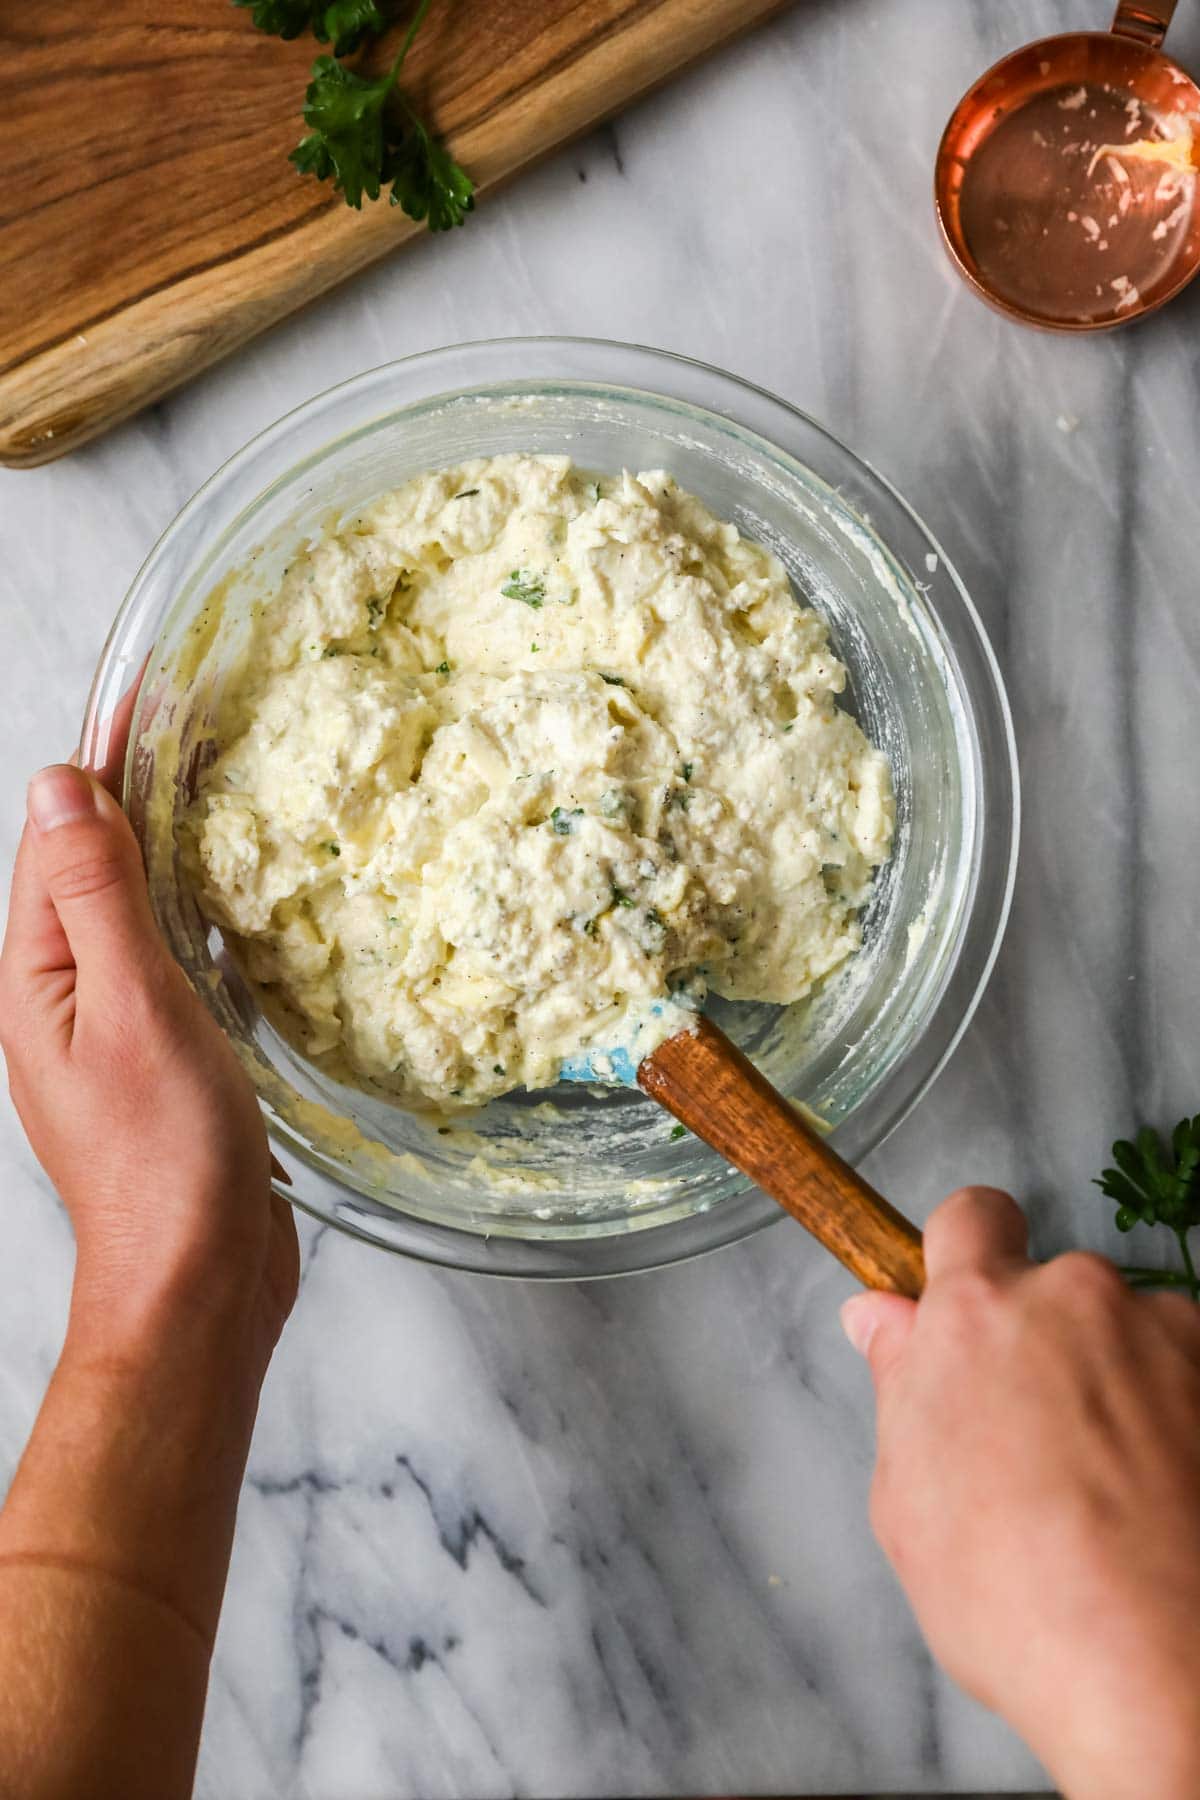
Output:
[
  {"xmin": 1096, "ymin": 1115, "xmax": 1200, "ymax": 1298},
  {"xmin": 236, "ymin": 0, "xmax": 475, "ymax": 226}
]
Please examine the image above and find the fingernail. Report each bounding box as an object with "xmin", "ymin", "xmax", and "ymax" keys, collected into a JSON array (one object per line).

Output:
[
  {"xmin": 27, "ymin": 765, "xmax": 98, "ymax": 833},
  {"xmin": 840, "ymin": 1295, "xmax": 878, "ymax": 1356}
]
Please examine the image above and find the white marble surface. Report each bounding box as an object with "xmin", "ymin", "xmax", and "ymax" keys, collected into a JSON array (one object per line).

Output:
[{"xmin": 4, "ymin": 0, "xmax": 1200, "ymax": 1791}]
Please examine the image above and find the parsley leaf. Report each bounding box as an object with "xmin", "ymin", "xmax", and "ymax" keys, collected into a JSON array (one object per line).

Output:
[
  {"xmin": 501, "ymin": 570, "xmax": 546, "ymax": 607},
  {"xmin": 291, "ymin": 57, "xmax": 396, "ymax": 207},
  {"xmin": 385, "ymin": 110, "xmax": 475, "ymax": 229},
  {"xmin": 1096, "ymin": 1115, "xmax": 1200, "ymax": 1297},
  {"xmin": 234, "ymin": 0, "xmax": 319, "ymax": 41},
  {"xmin": 235, "ymin": 0, "xmax": 384, "ymax": 54},
  {"xmin": 319, "ymin": 0, "xmax": 386, "ymax": 54}
]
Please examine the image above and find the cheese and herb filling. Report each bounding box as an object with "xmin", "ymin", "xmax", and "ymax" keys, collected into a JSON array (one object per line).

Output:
[{"xmin": 188, "ymin": 454, "xmax": 894, "ymax": 1111}]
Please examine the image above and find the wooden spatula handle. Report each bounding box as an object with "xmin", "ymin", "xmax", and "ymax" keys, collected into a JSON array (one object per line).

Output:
[{"xmin": 639, "ymin": 1017, "xmax": 926, "ymax": 1297}]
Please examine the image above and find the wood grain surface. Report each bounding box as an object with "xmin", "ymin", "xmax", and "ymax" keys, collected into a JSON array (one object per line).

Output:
[
  {"xmin": 640, "ymin": 1018, "xmax": 927, "ymax": 1296},
  {"xmin": 0, "ymin": 0, "xmax": 789, "ymax": 467}
]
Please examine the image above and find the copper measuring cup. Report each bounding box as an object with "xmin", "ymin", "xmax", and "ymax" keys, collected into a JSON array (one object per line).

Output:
[{"xmin": 935, "ymin": 2, "xmax": 1200, "ymax": 330}]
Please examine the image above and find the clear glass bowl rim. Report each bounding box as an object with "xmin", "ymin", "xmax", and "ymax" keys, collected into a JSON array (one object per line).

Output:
[{"xmin": 80, "ymin": 336, "xmax": 1020, "ymax": 1280}]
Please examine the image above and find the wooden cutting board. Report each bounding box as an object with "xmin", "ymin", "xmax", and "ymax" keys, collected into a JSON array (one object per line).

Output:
[{"xmin": 0, "ymin": 0, "xmax": 788, "ymax": 468}]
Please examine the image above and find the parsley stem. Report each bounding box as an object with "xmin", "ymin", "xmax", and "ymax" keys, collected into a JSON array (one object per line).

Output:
[
  {"xmin": 1178, "ymin": 1228, "xmax": 1200, "ymax": 1300},
  {"xmin": 1119, "ymin": 1265, "xmax": 1198, "ymax": 1289},
  {"xmin": 392, "ymin": 0, "xmax": 433, "ymax": 78}
]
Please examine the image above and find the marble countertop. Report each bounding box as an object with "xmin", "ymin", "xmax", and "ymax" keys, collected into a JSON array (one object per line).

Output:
[{"xmin": 4, "ymin": 0, "xmax": 1200, "ymax": 1792}]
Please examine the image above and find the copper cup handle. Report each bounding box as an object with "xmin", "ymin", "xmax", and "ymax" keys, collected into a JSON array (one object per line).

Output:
[{"xmin": 1111, "ymin": 0, "xmax": 1177, "ymax": 46}]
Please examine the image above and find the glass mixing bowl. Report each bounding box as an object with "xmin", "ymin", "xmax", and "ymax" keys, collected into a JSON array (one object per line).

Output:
[{"xmin": 80, "ymin": 339, "xmax": 1018, "ymax": 1278}]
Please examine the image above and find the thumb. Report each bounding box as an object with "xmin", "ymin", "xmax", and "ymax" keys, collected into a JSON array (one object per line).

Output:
[
  {"xmin": 26, "ymin": 765, "xmax": 164, "ymax": 992},
  {"xmin": 841, "ymin": 1291, "xmax": 917, "ymax": 1393}
]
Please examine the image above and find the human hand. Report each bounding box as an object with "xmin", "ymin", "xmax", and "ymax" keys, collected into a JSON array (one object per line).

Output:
[
  {"xmin": 0, "ymin": 755, "xmax": 298, "ymax": 1375},
  {"xmin": 843, "ymin": 1188, "xmax": 1200, "ymax": 1800},
  {"xmin": 0, "ymin": 736, "xmax": 301, "ymax": 1799}
]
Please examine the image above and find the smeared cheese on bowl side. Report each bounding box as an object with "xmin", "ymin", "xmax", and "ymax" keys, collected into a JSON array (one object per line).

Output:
[{"xmin": 187, "ymin": 454, "xmax": 894, "ymax": 1111}]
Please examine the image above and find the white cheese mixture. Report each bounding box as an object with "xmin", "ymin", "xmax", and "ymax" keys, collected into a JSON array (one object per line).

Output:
[{"xmin": 189, "ymin": 454, "xmax": 894, "ymax": 1110}]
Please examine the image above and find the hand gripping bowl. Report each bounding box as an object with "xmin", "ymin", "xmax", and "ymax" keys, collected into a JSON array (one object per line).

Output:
[{"xmin": 81, "ymin": 340, "xmax": 1018, "ymax": 1279}]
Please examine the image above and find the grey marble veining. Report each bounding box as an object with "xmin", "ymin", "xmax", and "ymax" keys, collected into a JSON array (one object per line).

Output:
[{"xmin": 2, "ymin": 0, "xmax": 1198, "ymax": 1792}]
